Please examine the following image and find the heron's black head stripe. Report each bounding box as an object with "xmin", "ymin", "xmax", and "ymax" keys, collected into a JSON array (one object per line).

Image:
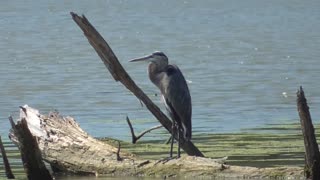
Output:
[{"xmin": 152, "ymin": 51, "xmax": 167, "ymax": 57}]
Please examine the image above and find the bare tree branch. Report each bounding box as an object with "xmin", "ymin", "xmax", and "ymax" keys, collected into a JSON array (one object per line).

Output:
[
  {"xmin": 136, "ymin": 125, "xmax": 163, "ymax": 142},
  {"xmin": 126, "ymin": 116, "xmax": 136, "ymax": 143}
]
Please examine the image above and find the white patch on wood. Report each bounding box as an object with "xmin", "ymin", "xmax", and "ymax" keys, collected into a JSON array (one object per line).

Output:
[{"xmin": 20, "ymin": 105, "xmax": 48, "ymax": 138}]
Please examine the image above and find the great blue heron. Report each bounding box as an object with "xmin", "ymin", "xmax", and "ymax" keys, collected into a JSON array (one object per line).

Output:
[{"xmin": 130, "ymin": 51, "xmax": 192, "ymax": 158}]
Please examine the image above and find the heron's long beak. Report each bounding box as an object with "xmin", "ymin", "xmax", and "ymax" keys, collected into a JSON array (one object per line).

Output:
[{"xmin": 129, "ymin": 54, "xmax": 153, "ymax": 62}]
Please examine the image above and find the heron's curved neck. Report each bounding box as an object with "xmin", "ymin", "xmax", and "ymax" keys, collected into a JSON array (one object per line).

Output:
[{"xmin": 148, "ymin": 62, "xmax": 166, "ymax": 87}]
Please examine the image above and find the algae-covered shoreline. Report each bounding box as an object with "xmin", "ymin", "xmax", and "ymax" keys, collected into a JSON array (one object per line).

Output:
[
  {"xmin": 102, "ymin": 122, "xmax": 311, "ymax": 168},
  {"xmin": 1, "ymin": 122, "xmax": 314, "ymax": 178}
]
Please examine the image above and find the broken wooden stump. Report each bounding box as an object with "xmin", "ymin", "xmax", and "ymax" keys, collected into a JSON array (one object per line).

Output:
[
  {"xmin": 8, "ymin": 110, "xmax": 53, "ymax": 180},
  {"xmin": 297, "ymin": 86, "xmax": 320, "ymax": 179},
  {"xmin": 0, "ymin": 136, "xmax": 15, "ymax": 179}
]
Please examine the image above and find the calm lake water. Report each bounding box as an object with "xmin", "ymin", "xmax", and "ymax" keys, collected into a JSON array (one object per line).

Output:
[{"xmin": 1, "ymin": 0, "xmax": 320, "ymax": 143}]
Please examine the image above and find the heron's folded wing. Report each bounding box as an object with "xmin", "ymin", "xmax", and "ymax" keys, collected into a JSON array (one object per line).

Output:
[{"xmin": 162, "ymin": 65, "xmax": 192, "ymax": 140}]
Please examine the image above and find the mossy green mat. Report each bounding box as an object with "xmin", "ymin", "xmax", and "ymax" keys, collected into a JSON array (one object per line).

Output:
[{"xmin": 102, "ymin": 123, "xmax": 318, "ymax": 167}]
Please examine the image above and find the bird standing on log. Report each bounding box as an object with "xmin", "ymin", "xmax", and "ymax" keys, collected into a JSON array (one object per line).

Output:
[{"xmin": 130, "ymin": 51, "xmax": 192, "ymax": 158}]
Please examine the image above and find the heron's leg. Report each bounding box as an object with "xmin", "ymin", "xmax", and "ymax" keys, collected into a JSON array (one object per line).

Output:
[
  {"xmin": 169, "ymin": 122, "xmax": 175, "ymax": 158},
  {"xmin": 177, "ymin": 125, "xmax": 181, "ymax": 158}
]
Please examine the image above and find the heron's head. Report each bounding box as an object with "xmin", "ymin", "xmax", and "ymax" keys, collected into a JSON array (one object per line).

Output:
[{"xmin": 129, "ymin": 51, "xmax": 168, "ymax": 67}]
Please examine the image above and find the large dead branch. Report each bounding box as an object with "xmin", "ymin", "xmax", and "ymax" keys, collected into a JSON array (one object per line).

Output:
[
  {"xmin": 8, "ymin": 105, "xmax": 303, "ymax": 178},
  {"xmin": 70, "ymin": 12, "xmax": 204, "ymax": 157},
  {"xmin": 297, "ymin": 86, "xmax": 320, "ymax": 179}
]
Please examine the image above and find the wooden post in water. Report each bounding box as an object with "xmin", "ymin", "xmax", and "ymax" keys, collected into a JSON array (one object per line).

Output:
[
  {"xmin": 297, "ymin": 86, "xmax": 320, "ymax": 179},
  {"xmin": 0, "ymin": 136, "xmax": 15, "ymax": 179},
  {"xmin": 9, "ymin": 116, "xmax": 53, "ymax": 180}
]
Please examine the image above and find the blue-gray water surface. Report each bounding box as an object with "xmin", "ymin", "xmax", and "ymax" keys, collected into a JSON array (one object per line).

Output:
[{"xmin": 1, "ymin": 0, "xmax": 320, "ymax": 143}]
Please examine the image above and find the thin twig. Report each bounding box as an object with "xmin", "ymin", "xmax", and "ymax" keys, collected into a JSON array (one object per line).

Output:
[
  {"xmin": 126, "ymin": 116, "xmax": 163, "ymax": 143},
  {"xmin": 135, "ymin": 125, "xmax": 163, "ymax": 142},
  {"xmin": 116, "ymin": 141, "xmax": 121, "ymax": 161},
  {"xmin": 126, "ymin": 116, "xmax": 136, "ymax": 143}
]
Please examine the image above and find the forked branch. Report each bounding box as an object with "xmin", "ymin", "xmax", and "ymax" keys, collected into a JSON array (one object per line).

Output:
[{"xmin": 126, "ymin": 116, "xmax": 163, "ymax": 144}]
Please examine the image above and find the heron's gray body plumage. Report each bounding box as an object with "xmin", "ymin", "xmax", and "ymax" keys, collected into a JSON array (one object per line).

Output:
[
  {"xmin": 130, "ymin": 51, "xmax": 192, "ymax": 157},
  {"xmin": 148, "ymin": 62, "xmax": 192, "ymax": 141}
]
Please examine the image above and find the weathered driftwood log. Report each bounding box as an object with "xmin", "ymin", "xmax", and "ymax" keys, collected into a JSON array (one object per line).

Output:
[
  {"xmin": 0, "ymin": 136, "xmax": 15, "ymax": 179},
  {"xmin": 8, "ymin": 111, "xmax": 53, "ymax": 180},
  {"xmin": 9, "ymin": 105, "xmax": 136, "ymax": 175},
  {"xmin": 70, "ymin": 12, "xmax": 204, "ymax": 157},
  {"xmin": 297, "ymin": 86, "xmax": 320, "ymax": 179},
  {"xmin": 8, "ymin": 105, "xmax": 303, "ymax": 178}
]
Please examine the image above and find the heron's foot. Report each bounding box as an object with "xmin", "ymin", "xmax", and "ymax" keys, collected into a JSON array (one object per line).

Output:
[{"xmin": 174, "ymin": 154, "xmax": 182, "ymax": 159}]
